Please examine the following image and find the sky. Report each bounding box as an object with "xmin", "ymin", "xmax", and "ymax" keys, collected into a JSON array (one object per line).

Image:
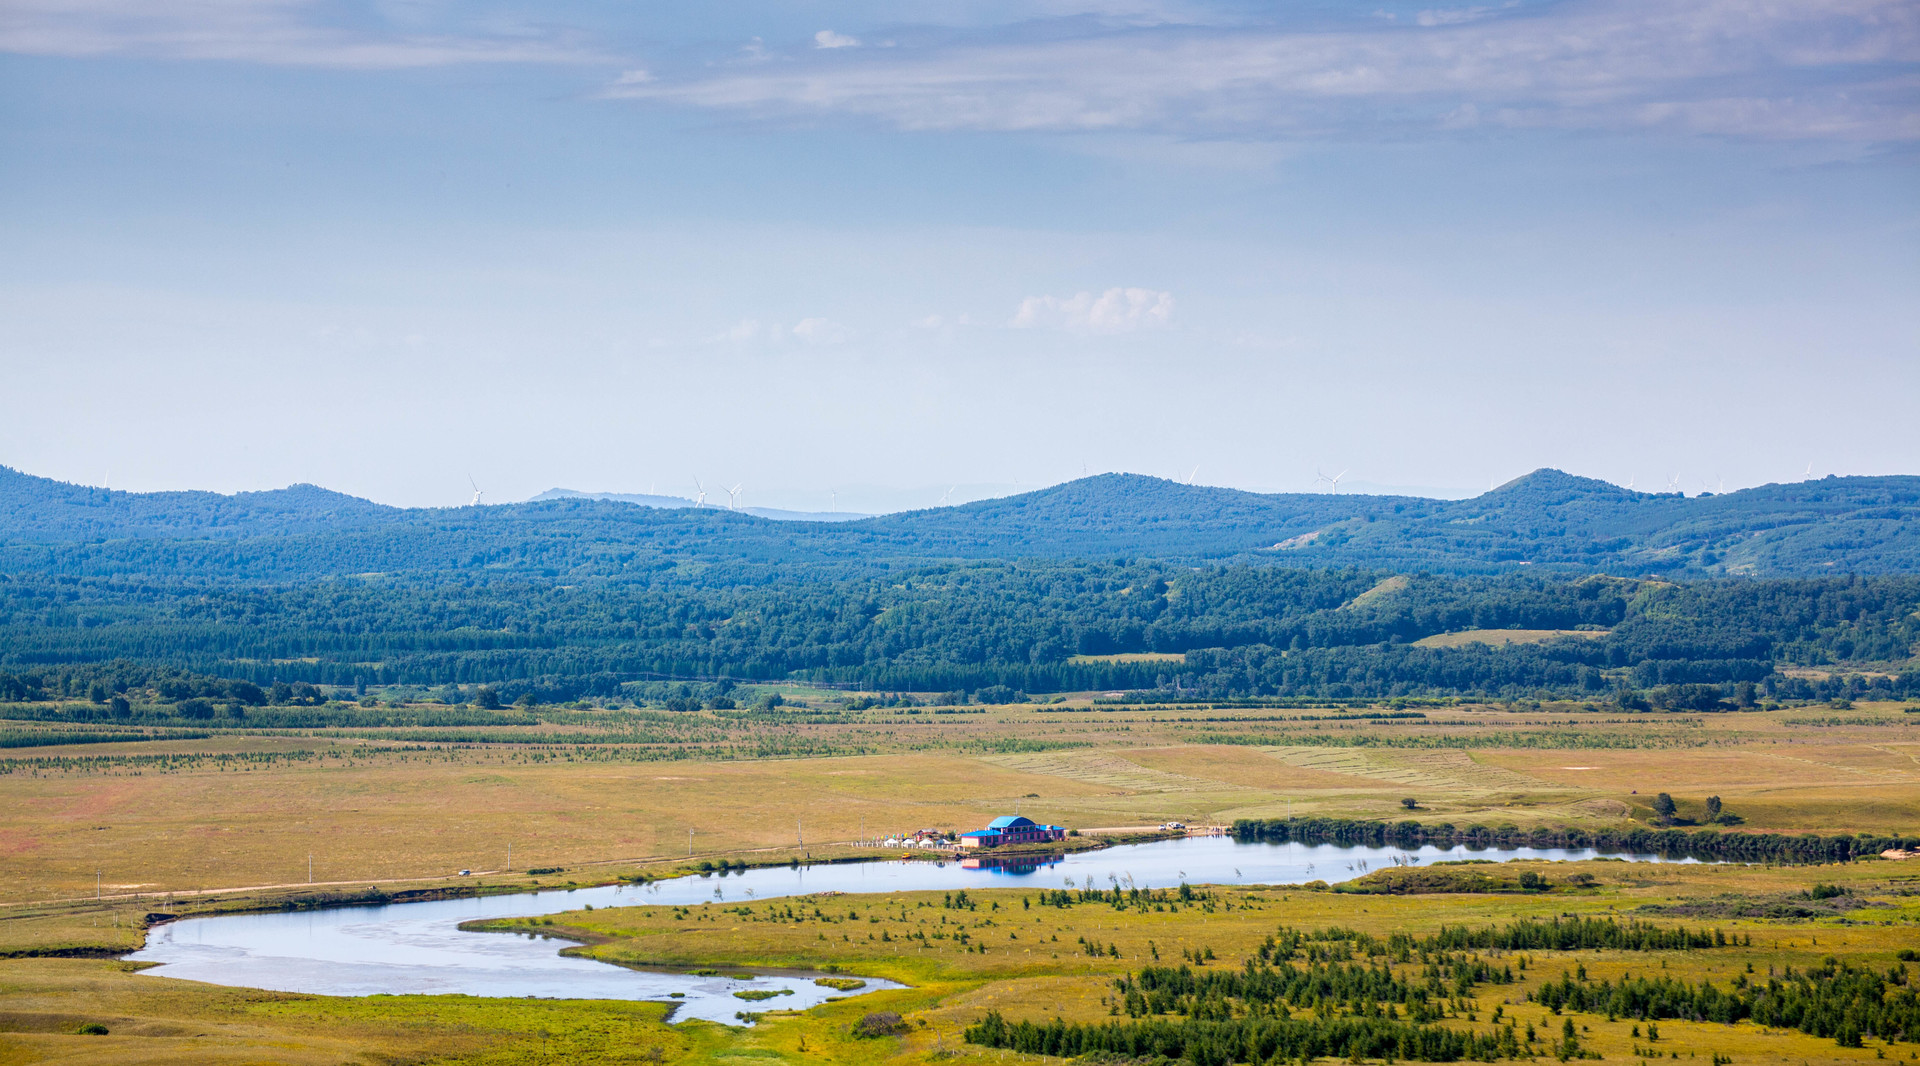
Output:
[{"xmin": 1, "ymin": 0, "xmax": 1915, "ymax": 513}]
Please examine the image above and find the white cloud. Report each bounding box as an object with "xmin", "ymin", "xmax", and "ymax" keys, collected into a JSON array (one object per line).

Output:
[
  {"xmin": 0, "ymin": 0, "xmax": 594, "ymax": 67},
  {"xmin": 814, "ymin": 29, "xmax": 860, "ymax": 49},
  {"xmin": 791, "ymin": 317, "xmax": 849, "ymax": 343},
  {"xmin": 612, "ymin": 0, "xmax": 1920, "ymax": 142},
  {"xmin": 1012, "ymin": 288, "xmax": 1174, "ymax": 333},
  {"xmin": 1415, "ymin": 7, "xmax": 1495, "ymax": 27},
  {"xmin": 711, "ymin": 319, "xmax": 762, "ymax": 344},
  {"xmin": 911, "ymin": 313, "xmax": 975, "ymax": 330}
]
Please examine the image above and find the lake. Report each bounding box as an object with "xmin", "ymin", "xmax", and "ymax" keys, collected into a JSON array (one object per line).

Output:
[{"xmin": 130, "ymin": 834, "xmax": 1699, "ymax": 1023}]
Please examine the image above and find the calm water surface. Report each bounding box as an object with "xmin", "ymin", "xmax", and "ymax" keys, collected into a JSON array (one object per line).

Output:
[{"xmin": 131, "ymin": 836, "xmax": 1698, "ymax": 1023}]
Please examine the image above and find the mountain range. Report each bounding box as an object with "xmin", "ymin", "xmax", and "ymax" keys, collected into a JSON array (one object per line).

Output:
[{"xmin": 3, "ymin": 464, "xmax": 1916, "ymax": 581}]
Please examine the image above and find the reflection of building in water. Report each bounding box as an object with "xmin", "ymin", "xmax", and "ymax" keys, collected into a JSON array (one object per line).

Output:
[
  {"xmin": 960, "ymin": 853, "xmax": 1062, "ymax": 872},
  {"xmin": 959, "ymin": 815, "xmax": 1067, "ymax": 849}
]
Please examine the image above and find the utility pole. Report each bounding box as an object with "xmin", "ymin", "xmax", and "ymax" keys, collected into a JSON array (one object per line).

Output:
[
  {"xmin": 507, "ymin": 842, "xmax": 512, "ymax": 872},
  {"xmin": 797, "ymin": 819, "xmax": 803, "ymax": 847},
  {"xmin": 688, "ymin": 829, "xmax": 694, "ymax": 857},
  {"xmin": 308, "ymin": 854, "xmax": 312, "ymax": 884},
  {"xmin": 96, "ymin": 870, "xmax": 101, "ymax": 901}
]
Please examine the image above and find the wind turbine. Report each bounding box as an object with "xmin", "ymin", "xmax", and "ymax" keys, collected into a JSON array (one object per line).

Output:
[
  {"xmin": 468, "ymin": 476, "xmax": 484, "ymax": 507},
  {"xmin": 1626, "ymin": 474, "xmax": 1636, "ymax": 490},
  {"xmin": 939, "ymin": 485, "xmax": 957, "ymax": 506},
  {"xmin": 1316, "ymin": 468, "xmax": 1349, "ymax": 495},
  {"xmin": 1185, "ymin": 465, "xmax": 1200, "ymax": 486},
  {"xmin": 727, "ymin": 484, "xmax": 743, "ymax": 511},
  {"xmin": 828, "ymin": 490, "xmax": 837, "ymax": 513},
  {"xmin": 691, "ymin": 478, "xmax": 707, "ymax": 508},
  {"xmin": 1666, "ymin": 473, "xmax": 1682, "ymax": 494},
  {"xmin": 1803, "ymin": 461, "xmax": 1813, "ymax": 481}
]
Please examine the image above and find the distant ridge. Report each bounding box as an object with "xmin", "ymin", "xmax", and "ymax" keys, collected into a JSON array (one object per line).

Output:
[
  {"xmin": 531, "ymin": 487, "xmax": 870, "ymax": 522},
  {"xmin": 2, "ymin": 465, "xmax": 1917, "ymax": 578},
  {"xmin": 0, "ymin": 465, "xmax": 393, "ymax": 542}
]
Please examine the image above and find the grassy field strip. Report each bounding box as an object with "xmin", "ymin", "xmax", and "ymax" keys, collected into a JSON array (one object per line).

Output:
[
  {"xmin": 1410, "ymin": 628, "xmax": 1609, "ymax": 648},
  {"xmin": 1339, "ymin": 574, "xmax": 1409, "ymax": 610},
  {"xmin": 1755, "ymin": 747, "xmax": 1917, "ymax": 782},
  {"xmin": 1872, "ymin": 742, "xmax": 1920, "ymax": 769},
  {"xmin": 1065, "ymin": 653, "xmax": 1187, "ymax": 664},
  {"xmin": 978, "ymin": 750, "xmax": 1222, "ymax": 794},
  {"xmin": 1257, "ymin": 746, "xmax": 1561, "ymax": 794}
]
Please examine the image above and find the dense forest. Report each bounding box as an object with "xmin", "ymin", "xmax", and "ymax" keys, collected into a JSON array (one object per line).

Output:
[
  {"xmin": 0, "ymin": 563, "xmax": 1914, "ymax": 704},
  {"xmin": 4, "ymin": 464, "xmax": 1917, "ymax": 705}
]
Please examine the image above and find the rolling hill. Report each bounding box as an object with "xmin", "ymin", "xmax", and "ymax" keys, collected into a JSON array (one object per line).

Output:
[{"xmin": 2, "ymin": 465, "xmax": 1916, "ymax": 581}]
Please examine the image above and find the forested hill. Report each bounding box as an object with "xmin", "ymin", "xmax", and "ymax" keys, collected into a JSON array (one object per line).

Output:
[
  {"xmin": 0, "ymin": 466, "xmax": 394, "ymax": 541},
  {"xmin": 2, "ymin": 465, "xmax": 1917, "ymax": 579},
  {"xmin": 853, "ymin": 470, "xmax": 1920, "ymax": 574}
]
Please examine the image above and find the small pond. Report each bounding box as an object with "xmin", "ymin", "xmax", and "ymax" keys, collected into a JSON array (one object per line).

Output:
[{"xmin": 130, "ymin": 835, "xmax": 1701, "ymax": 1023}]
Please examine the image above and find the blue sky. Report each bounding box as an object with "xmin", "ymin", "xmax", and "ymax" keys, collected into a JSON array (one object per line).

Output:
[{"xmin": 2, "ymin": 0, "xmax": 1915, "ymax": 511}]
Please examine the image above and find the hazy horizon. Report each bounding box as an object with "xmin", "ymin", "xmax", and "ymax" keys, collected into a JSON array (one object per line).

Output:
[{"xmin": 10, "ymin": 458, "xmax": 1892, "ymax": 518}]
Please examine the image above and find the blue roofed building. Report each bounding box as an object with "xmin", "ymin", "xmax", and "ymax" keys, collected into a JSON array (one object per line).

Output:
[{"xmin": 959, "ymin": 814, "xmax": 1067, "ymax": 848}]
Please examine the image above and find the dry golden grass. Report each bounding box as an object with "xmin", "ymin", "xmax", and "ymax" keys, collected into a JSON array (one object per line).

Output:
[{"xmin": 4, "ymin": 705, "xmax": 1919, "ymax": 902}]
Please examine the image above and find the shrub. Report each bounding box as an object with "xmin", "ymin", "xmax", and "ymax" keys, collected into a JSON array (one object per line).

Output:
[{"xmin": 856, "ymin": 1012, "xmax": 908, "ymax": 1037}]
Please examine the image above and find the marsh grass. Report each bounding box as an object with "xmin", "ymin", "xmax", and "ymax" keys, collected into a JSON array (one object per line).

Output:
[{"xmin": 4, "ymin": 861, "xmax": 1919, "ymax": 1064}]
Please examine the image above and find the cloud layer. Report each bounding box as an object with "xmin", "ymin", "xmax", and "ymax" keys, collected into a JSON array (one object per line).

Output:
[
  {"xmin": 1013, "ymin": 288, "xmax": 1175, "ymax": 333},
  {"xmin": 12, "ymin": 0, "xmax": 1909, "ymax": 140},
  {"xmin": 612, "ymin": 0, "xmax": 1920, "ymax": 142},
  {"xmin": 0, "ymin": 0, "xmax": 592, "ymax": 67}
]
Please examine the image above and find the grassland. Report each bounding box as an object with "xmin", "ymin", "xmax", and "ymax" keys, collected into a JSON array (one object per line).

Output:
[
  {"xmin": 2, "ymin": 699, "xmax": 1917, "ymax": 1064},
  {"xmin": 4, "ymin": 700, "xmax": 1915, "ymax": 904}
]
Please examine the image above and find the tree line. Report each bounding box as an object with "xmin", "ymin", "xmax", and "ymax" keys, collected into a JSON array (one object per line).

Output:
[
  {"xmin": 1, "ymin": 566, "xmax": 1915, "ymax": 702},
  {"xmin": 1230, "ymin": 816, "xmax": 1918, "ymax": 864}
]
